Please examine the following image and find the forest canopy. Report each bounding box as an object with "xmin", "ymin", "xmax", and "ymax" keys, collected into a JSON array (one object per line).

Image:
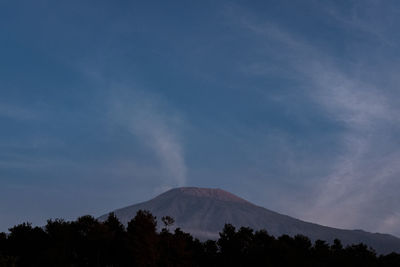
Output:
[{"xmin": 1, "ymin": 210, "xmax": 400, "ymax": 267}]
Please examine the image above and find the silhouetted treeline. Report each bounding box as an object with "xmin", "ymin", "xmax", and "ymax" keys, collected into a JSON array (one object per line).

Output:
[{"xmin": 1, "ymin": 210, "xmax": 400, "ymax": 267}]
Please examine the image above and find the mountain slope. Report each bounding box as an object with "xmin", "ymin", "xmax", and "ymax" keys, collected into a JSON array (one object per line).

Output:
[{"xmin": 98, "ymin": 187, "xmax": 400, "ymax": 254}]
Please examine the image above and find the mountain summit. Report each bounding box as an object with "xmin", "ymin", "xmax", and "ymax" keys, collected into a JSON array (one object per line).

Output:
[
  {"xmin": 171, "ymin": 187, "xmax": 250, "ymax": 204},
  {"xmin": 99, "ymin": 187, "xmax": 400, "ymax": 254}
]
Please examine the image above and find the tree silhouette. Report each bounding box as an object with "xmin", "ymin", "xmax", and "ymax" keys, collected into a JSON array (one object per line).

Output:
[
  {"xmin": 45, "ymin": 219, "xmax": 77, "ymax": 266},
  {"xmin": 127, "ymin": 210, "xmax": 158, "ymax": 266},
  {"xmin": 1, "ymin": 211, "xmax": 400, "ymax": 266},
  {"xmin": 161, "ymin": 216, "xmax": 175, "ymax": 232},
  {"xmin": 103, "ymin": 212, "xmax": 127, "ymax": 266}
]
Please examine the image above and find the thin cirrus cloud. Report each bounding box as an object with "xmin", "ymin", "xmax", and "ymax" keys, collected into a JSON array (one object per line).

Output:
[
  {"xmin": 0, "ymin": 103, "xmax": 40, "ymax": 121},
  {"xmin": 232, "ymin": 5, "xmax": 400, "ymax": 235},
  {"xmin": 304, "ymin": 65, "xmax": 400, "ymax": 234},
  {"xmin": 108, "ymin": 89, "xmax": 187, "ymax": 192}
]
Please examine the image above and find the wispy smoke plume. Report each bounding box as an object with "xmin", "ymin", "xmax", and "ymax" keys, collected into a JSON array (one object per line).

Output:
[{"xmin": 109, "ymin": 89, "xmax": 187, "ymax": 190}]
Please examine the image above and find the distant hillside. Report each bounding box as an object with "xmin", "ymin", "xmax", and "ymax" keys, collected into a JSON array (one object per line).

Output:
[{"xmin": 99, "ymin": 187, "xmax": 400, "ymax": 254}]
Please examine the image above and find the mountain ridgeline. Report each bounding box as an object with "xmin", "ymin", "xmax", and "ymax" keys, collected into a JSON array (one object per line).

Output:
[{"xmin": 99, "ymin": 187, "xmax": 400, "ymax": 255}]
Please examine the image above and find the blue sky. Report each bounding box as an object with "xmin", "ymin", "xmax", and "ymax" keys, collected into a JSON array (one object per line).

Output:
[{"xmin": 1, "ymin": 0, "xmax": 400, "ymax": 236}]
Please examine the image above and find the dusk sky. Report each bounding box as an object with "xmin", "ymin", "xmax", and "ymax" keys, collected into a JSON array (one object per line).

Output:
[{"xmin": 1, "ymin": 0, "xmax": 400, "ymax": 236}]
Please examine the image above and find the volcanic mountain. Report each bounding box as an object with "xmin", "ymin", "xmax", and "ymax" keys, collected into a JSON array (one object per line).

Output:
[{"xmin": 99, "ymin": 187, "xmax": 400, "ymax": 254}]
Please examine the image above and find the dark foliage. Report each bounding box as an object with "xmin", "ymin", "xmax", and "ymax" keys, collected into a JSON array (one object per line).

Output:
[{"xmin": 0, "ymin": 210, "xmax": 399, "ymax": 266}]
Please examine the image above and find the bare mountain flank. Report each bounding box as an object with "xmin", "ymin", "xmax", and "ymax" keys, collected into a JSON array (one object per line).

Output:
[{"xmin": 99, "ymin": 187, "xmax": 400, "ymax": 254}]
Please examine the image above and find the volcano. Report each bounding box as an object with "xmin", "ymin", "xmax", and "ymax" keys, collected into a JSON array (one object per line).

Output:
[{"xmin": 99, "ymin": 187, "xmax": 400, "ymax": 254}]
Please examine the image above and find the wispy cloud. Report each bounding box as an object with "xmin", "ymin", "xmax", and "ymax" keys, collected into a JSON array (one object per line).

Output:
[
  {"xmin": 108, "ymin": 88, "xmax": 187, "ymax": 191},
  {"xmin": 231, "ymin": 5, "xmax": 400, "ymax": 235},
  {"xmin": 0, "ymin": 103, "xmax": 40, "ymax": 121},
  {"xmin": 302, "ymin": 65, "xmax": 400, "ymax": 233},
  {"xmin": 322, "ymin": 0, "xmax": 399, "ymax": 47}
]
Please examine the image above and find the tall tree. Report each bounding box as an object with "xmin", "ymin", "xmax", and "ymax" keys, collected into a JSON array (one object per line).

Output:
[{"xmin": 127, "ymin": 210, "xmax": 158, "ymax": 267}]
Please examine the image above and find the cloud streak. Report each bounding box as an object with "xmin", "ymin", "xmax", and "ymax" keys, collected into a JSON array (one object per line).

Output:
[
  {"xmin": 0, "ymin": 103, "xmax": 40, "ymax": 121},
  {"xmin": 108, "ymin": 89, "xmax": 187, "ymax": 191},
  {"xmin": 233, "ymin": 4, "xmax": 400, "ymax": 235},
  {"xmin": 303, "ymin": 65, "xmax": 400, "ymax": 233}
]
